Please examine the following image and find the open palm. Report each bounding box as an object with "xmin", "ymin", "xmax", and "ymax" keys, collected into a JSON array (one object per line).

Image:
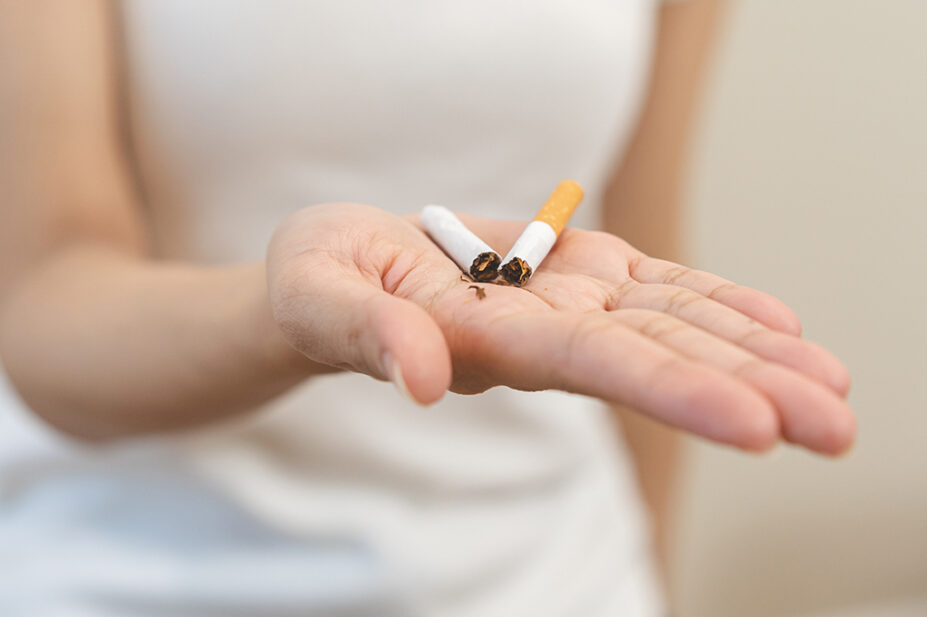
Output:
[{"xmin": 268, "ymin": 203, "xmax": 854, "ymax": 455}]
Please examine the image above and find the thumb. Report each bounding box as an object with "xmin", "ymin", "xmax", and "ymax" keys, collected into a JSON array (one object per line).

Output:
[{"xmin": 269, "ymin": 266, "xmax": 452, "ymax": 406}]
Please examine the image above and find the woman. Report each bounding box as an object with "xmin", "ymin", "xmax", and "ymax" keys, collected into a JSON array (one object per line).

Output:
[{"xmin": 0, "ymin": 1, "xmax": 853, "ymax": 615}]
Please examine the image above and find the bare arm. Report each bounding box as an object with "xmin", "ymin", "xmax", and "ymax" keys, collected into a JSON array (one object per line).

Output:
[
  {"xmin": 0, "ymin": 1, "xmax": 323, "ymax": 440},
  {"xmin": 0, "ymin": 2, "xmax": 851, "ymax": 463},
  {"xmin": 602, "ymin": 0, "xmax": 726, "ymax": 576}
]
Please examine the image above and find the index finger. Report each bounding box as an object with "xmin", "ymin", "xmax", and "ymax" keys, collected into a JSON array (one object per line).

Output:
[{"xmin": 630, "ymin": 257, "xmax": 804, "ymax": 336}]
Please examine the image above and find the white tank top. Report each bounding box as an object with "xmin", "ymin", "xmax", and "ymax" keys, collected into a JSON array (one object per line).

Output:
[{"xmin": 0, "ymin": 2, "xmax": 667, "ymax": 615}]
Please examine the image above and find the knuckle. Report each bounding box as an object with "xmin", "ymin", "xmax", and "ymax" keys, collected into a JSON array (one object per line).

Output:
[
  {"xmin": 732, "ymin": 357, "xmax": 765, "ymax": 379},
  {"xmin": 707, "ymin": 282, "xmax": 739, "ymax": 300},
  {"xmin": 603, "ymin": 279, "xmax": 639, "ymax": 310},
  {"xmin": 639, "ymin": 314, "xmax": 688, "ymax": 341},
  {"xmin": 662, "ymin": 265, "xmax": 692, "ymax": 286},
  {"xmin": 734, "ymin": 325, "xmax": 768, "ymax": 347},
  {"xmin": 662, "ymin": 288, "xmax": 706, "ymax": 315}
]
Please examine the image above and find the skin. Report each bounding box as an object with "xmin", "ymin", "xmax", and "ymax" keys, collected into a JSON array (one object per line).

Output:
[
  {"xmin": 604, "ymin": 0, "xmax": 726, "ymax": 579},
  {"xmin": 268, "ymin": 205, "xmax": 854, "ymax": 458},
  {"xmin": 0, "ymin": 0, "xmax": 854, "ymax": 596},
  {"xmin": 0, "ymin": 1, "xmax": 854, "ymax": 443}
]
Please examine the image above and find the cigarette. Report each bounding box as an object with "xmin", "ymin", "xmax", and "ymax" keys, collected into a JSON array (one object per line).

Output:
[
  {"xmin": 500, "ymin": 179, "xmax": 584, "ymax": 286},
  {"xmin": 420, "ymin": 205, "xmax": 501, "ymax": 281}
]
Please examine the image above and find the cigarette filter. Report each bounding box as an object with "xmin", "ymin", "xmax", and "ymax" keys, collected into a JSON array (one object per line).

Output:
[
  {"xmin": 500, "ymin": 179, "xmax": 584, "ymax": 286},
  {"xmin": 420, "ymin": 205, "xmax": 501, "ymax": 281}
]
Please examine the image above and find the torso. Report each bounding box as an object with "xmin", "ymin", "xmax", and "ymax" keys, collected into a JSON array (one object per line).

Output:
[{"xmin": 0, "ymin": 2, "xmax": 665, "ymax": 615}]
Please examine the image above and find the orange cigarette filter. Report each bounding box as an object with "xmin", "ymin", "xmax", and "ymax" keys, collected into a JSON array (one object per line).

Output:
[
  {"xmin": 499, "ymin": 179, "xmax": 585, "ymax": 286},
  {"xmin": 533, "ymin": 179, "xmax": 584, "ymax": 235}
]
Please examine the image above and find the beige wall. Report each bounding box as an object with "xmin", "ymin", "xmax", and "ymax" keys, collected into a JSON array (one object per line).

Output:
[{"xmin": 674, "ymin": 1, "xmax": 927, "ymax": 616}]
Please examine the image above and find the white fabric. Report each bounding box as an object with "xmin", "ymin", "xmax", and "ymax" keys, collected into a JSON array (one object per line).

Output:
[{"xmin": 0, "ymin": 1, "xmax": 669, "ymax": 615}]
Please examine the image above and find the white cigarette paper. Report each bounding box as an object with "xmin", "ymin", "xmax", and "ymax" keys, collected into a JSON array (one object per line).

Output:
[
  {"xmin": 500, "ymin": 179, "xmax": 583, "ymax": 286},
  {"xmin": 420, "ymin": 205, "xmax": 500, "ymax": 281},
  {"xmin": 501, "ymin": 221, "xmax": 557, "ymax": 271}
]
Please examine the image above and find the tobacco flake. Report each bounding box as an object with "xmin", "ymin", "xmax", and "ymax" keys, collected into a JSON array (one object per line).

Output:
[{"xmin": 468, "ymin": 285, "xmax": 487, "ymax": 300}]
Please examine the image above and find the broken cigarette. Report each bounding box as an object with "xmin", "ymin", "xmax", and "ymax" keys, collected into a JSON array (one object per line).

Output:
[
  {"xmin": 500, "ymin": 179, "xmax": 584, "ymax": 286},
  {"xmin": 420, "ymin": 205, "xmax": 501, "ymax": 282}
]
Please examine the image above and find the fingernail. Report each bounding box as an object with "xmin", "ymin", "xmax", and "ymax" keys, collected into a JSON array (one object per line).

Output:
[{"xmin": 382, "ymin": 352, "xmax": 415, "ymax": 403}]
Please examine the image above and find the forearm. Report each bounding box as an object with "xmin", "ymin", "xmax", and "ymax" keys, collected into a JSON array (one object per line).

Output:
[
  {"xmin": 602, "ymin": 0, "xmax": 726, "ymax": 583},
  {"xmin": 0, "ymin": 244, "xmax": 326, "ymax": 441},
  {"xmin": 604, "ymin": 1, "xmax": 724, "ymax": 262}
]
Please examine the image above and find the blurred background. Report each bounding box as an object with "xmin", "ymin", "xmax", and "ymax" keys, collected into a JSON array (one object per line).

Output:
[
  {"xmin": 2, "ymin": 2, "xmax": 924, "ymax": 616},
  {"xmin": 673, "ymin": 1, "xmax": 927, "ymax": 616}
]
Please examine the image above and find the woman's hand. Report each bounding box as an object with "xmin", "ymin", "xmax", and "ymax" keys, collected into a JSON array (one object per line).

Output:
[{"xmin": 268, "ymin": 204, "xmax": 854, "ymax": 456}]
